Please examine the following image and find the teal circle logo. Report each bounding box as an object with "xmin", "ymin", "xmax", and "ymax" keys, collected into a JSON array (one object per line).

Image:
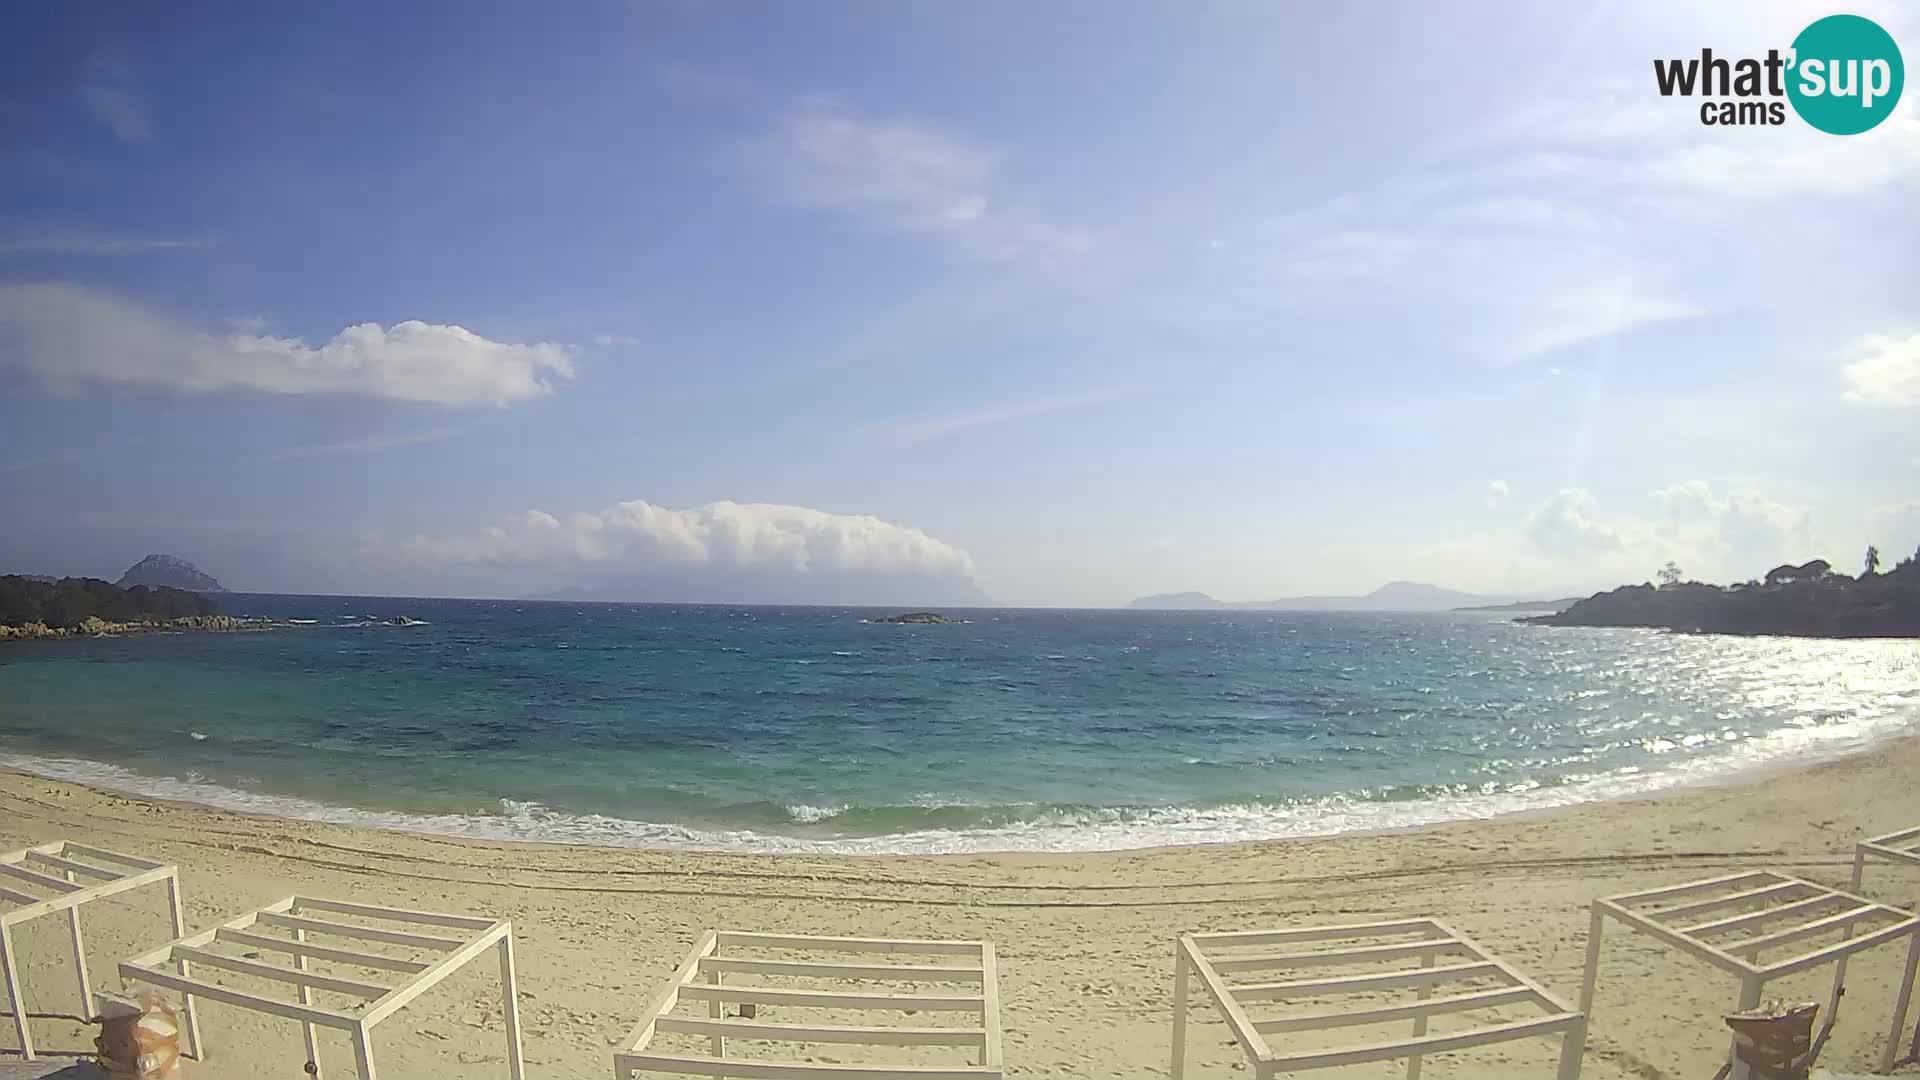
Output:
[{"xmin": 1787, "ymin": 14, "xmax": 1904, "ymax": 135}]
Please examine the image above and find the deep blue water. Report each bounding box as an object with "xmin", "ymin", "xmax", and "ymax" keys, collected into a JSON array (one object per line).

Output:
[{"xmin": 0, "ymin": 595, "xmax": 1916, "ymax": 853}]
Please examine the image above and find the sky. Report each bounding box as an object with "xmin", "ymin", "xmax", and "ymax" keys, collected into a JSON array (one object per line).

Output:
[{"xmin": 1, "ymin": 1, "xmax": 1917, "ymax": 607}]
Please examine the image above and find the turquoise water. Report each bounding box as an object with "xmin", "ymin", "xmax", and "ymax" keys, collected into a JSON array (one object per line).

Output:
[{"xmin": 1, "ymin": 595, "xmax": 1916, "ymax": 853}]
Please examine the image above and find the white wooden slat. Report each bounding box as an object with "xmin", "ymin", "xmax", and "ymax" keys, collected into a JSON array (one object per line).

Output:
[
  {"xmin": 1265, "ymin": 1013, "xmax": 1582, "ymax": 1071},
  {"xmin": 295, "ymin": 896, "xmax": 496, "ymax": 930},
  {"xmin": 258, "ymin": 910, "xmax": 464, "ymax": 951},
  {"xmin": 699, "ymin": 956, "xmax": 983, "ymax": 982},
  {"xmin": 615, "ymin": 1053, "xmax": 996, "ymax": 1079},
  {"xmin": 622, "ymin": 929, "xmax": 716, "ymax": 1055},
  {"xmin": 656, "ymin": 1017, "xmax": 987, "ymax": 1047},
  {"xmin": 1235, "ymin": 960, "xmax": 1506, "ymax": 1001},
  {"xmin": 59, "ymin": 843, "xmax": 164, "ymax": 870},
  {"xmin": 1731, "ymin": 906, "xmax": 1883, "ymax": 956},
  {"xmin": 0, "ymin": 861, "xmax": 81, "ymax": 893},
  {"xmin": 23, "ymin": 851, "xmax": 122, "ymax": 880},
  {"xmin": 1181, "ymin": 936, "xmax": 1273, "ymax": 1064},
  {"xmin": 1613, "ymin": 871, "xmax": 1780, "ymax": 905},
  {"xmin": 1252, "ymin": 986, "xmax": 1538, "ymax": 1034},
  {"xmin": 716, "ymin": 932, "xmax": 983, "ymax": 957},
  {"xmin": 1683, "ymin": 893, "xmax": 1848, "ymax": 937},
  {"xmin": 361, "ymin": 921, "xmax": 509, "ymax": 1026},
  {"xmin": 678, "ymin": 983, "xmax": 985, "ymax": 1011},
  {"xmin": 118, "ymin": 963, "xmax": 357, "ymax": 1028},
  {"xmin": 1648, "ymin": 881, "xmax": 1812, "ymax": 923},
  {"xmin": 171, "ymin": 944, "xmax": 393, "ymax": 998},
  {"xmin": 0, "ymin": 882, "xmax": 39, "ymax": 907},
  {"xmin": 1191, "ymin": 919, "xmax": 1438, "ymax": 948},
  {"xmin": 1208, "ymin": 937, "xmax": 1466, "ymax": 973},
  {"xmin": 216, "ymin": 928, "xmax": 432, "ymax": 973},
  {"xmin": 1764, "ymin": 918, "xmax": 1920, "ymax": 979},
  {"xmin": 978, "ymin": 941, "xmax": 1000, "ymax": 1068}
]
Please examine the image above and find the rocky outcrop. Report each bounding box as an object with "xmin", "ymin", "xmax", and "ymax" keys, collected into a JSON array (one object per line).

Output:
[
  {"xmin": 1524, "ymin": 558, "xmax": 1920, "ymax": 638},
  {"xmin": 116, "ymin": 555, "xmax": 227, "ymax": 592},
  {"xmin": 0, "ymin": 613, "xmax": 278, "ymax": 640},
  {"xmin": 867, "ymin": 611, "xmax": 964, "ymax": 624}
]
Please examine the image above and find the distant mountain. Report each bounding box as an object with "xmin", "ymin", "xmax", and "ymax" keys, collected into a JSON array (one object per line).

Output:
[
  {"xmin": 1128, "ymin": 581, "xmax": 1549, "ymax": 612},
  {"xmin": 116, "ymin": 555, "xmax": 227, "ymax": 593},
  {"xmin": 1128, "ymin": 591, "xmax": 1223, "ymax": 610}
]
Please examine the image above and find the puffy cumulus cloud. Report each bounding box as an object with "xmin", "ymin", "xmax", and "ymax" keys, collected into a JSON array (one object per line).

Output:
[
  {"xmin": 1843, "ymin": 333, "xmax": 1920, "ymax": 407},
  {"xmin": 1485, "ymin": 479, "xmax": 1510, "ymax": 509},
  {"xmin": 0, "ymin": 283, "xmax": 574, "ymax": 406},
  {"xmin": 1528, "ymin": 488, "xmax": 1626, "ymax": 556},
  {"xmin": 393, "ymin": 499, "xmax": 988, "ymax": 606},
  {"xmin": 1524, "ymin": 483, "xmax": 1818, "ymax": 584},
  {"xmin": 1649, "ymin": 482, "xmax": 1815, "ymax": 577}
]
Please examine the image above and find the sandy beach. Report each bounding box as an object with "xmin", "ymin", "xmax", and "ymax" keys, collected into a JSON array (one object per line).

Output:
[{"xmin": 4, "ymin": 740, "xmax": 1920, "ymax": 1079}]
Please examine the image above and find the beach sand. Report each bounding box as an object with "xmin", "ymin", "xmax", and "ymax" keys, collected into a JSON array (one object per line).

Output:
[{"xmin": 5, "ymin": 740, "xmax": 1920, "ymax": 1079}]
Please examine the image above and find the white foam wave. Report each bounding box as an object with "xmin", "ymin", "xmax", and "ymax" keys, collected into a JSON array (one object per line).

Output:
[{"xmin": 4, "ymin": 703, "xmax": 1914, "ymax": 855}]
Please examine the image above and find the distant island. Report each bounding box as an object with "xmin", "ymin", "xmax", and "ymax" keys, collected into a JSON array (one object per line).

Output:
[
  {"xmin": 867, "ymin": 611, "xmax": 964, "ymax": 624},
  {"xmin": 1128, "ymin": 581, "xmax": 1570, "ymax": 613},
  {"xmin": 116, "ymin": 554, "xmax": 227, "ymax": 592},
  {"xmin": 1524, "ymin": 551, "xmax": 1920, "ymax": 638}
]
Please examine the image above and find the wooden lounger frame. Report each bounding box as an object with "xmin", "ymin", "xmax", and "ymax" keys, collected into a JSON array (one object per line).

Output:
[
  {"xmin": 120, "ymin": 894, "xmax": 524, "ymax": 1080},
  {"xmin": 614, "ymin": 930, "xmax": 1003, "ymax": 1079},
  {"xmin": 1172, "ymin": 918, "xmax": 1586, "ymax": 1079},
  {"xmin": 0, "ymin": 840, "xmax": 187, "ymax": 1061},
  {"xmin": 1578, "ymin": 869, "xmax": 1920, "ymax": 1078},
  {"xmin": 1845, "ymin": 825, "xmax": 1920, "ymax": 1067}
]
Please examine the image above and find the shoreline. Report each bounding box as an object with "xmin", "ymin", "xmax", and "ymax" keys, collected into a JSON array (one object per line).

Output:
[
  {"xmin": 7, "ymin": 737, "xmax": 1920, "ymax": 1076},
  {"xmin": 0, "ymin": 707, "xmax": 1902, "ymax": 856}
]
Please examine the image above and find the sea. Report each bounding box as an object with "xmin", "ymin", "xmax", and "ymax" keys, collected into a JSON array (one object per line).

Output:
[{"xmin": 1, "ymin": 595, "xmax": 1916, "ymax": 855}]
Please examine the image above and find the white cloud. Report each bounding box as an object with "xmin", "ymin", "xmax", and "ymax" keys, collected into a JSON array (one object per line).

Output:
[
  {"xmin": 1529, "ymin": 488, "xmax": 1627, "ymax": 556},
  {"xmin": 1485, "ymin": 479, "xmax": 1510, "ymax": 509},
  {"xmin": 79, "ymin": 85, "xmax": 149, "ymax": 144},
  {"xmin": 394, "ymin": 499, "xmax": 984, "ymax": 604},
  {"xmin": 882, "ymin": 388, "xmax": 1120, "ymax": 444},
  {"xmin": 742, "ymin": 98, "xmax": 1086, "ymax": 262},
  {"xmin": 0, "ymin": 283, "xmax": 575, "ymax": 406},
  {"xmin": 1649, "ymin": 482, "xmax": 1814, "ymax": 578},
  {"xmin": 591, "ymin": 334, "xmax": 641, "ymax": 347},
  {"xmin": 1842, "ymin": 332, "xmax": 1920, "ymax": 406},
  {"xmin": 0, "ymin": 222, "xmax": 213, "ymax": 256}
]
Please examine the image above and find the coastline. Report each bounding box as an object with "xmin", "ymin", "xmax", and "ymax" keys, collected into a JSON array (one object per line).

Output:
[{"xmin": 6, "ymin": 738, "xmax": 1920, "ymax": 1076}]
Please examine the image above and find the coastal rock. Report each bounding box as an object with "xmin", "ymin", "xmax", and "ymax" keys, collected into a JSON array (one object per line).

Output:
[
  {"xmin": 116, "ymin": 554, "xmax": 227, "ymax": 592},
  {"xmin": 868, "ymin": 611, "xmax": 962, "ymax": 624},
  {"xmin": 1524, "ymin": 554, "xmax": 1920, "ymax": 638}
]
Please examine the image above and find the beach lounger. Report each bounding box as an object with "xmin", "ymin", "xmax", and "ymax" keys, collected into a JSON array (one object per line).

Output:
[
  {"xmin": 1172, "ymin": 918, "xmax": 1586, "ymax": 1079},
  {"xmin": 0, "ymin": 840, "xmax": 188, "ymax": 1062},
  {"xmin": 119, "ymin": 895, "xmax": 523, "ymax": 1080},
  {"xmin": 1580, "ymin": 870, "xmax": 1920, "ymax": 1078},
  {"xmin": 614, "ymin": 930, "xmax": 1003, "ymax": 1079}
]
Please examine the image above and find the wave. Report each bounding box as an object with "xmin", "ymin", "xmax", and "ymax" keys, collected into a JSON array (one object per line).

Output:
[{"xmin": 2, "ymin": 704, "xmax": 1911, "ymax": 855}]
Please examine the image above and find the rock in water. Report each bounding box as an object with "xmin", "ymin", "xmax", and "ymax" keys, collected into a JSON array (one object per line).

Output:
[
  {"xmin": 116, "ymin": 554, "xmax": 227, "ymax": 592},
  {"xmin": 868, "ymin": 611, "xmax": 962, "ymax": 624}
]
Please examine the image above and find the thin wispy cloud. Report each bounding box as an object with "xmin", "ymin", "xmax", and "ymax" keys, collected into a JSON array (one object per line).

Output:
[
  {"xmin": 882, "ymin": 388, "xmax": 1121, "ymax": 445},
  {"xmin": 742, "ymin": 97, "xmax": 1088, "ymax": 262},
  {"xmin": 268, "ymin": 428, "xmax": 463, "ymax": 461},
  {"xmin": 0, "ymin": 222, "xmax": 214, "ymax": 257}
]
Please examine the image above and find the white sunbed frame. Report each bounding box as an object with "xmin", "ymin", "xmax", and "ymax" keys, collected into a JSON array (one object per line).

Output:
[
  {"xmin": 120, "ymin": 894, "xmax": 524, "ymax": 1080},
  {"xmin": 1844, "ymin": 825, "xmax": 1920, "ymax": 1067},
  {"xmin": 614, "ymin": 930, "xmax": 1004, "ymax": 1079},
  {"xmin": 0, "ymin": 839, "xmax": 188, "ymax": 1061},
  {"xmin": 1578, "ymin": 870, "xmax": 1920, "ymax": 1078},
  {"xmin": 1172, "ymin": 918, "xmax": 1587, "ymax": 1079}
]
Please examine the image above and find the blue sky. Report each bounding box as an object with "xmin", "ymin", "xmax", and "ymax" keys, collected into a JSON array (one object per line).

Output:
[{"xmin": 2, "ymin": 1, "xmax": 1916, "ymax": 606}]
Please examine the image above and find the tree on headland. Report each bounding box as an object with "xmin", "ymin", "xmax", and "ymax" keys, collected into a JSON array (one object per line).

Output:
[
  {"xmin": 0, "ymin": 576, "xmax": 216, "ymax": 629},
  {"xmin": 1656, "ymin": 561, "xmax": 1684, "ymax": 588},
  {"xmin": 1865, "ymin": 545, "xmax": 1881, "ymax": 576}
]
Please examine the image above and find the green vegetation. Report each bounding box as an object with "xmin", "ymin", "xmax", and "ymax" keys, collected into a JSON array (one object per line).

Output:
[
  {"xmin": 0, "ymin": 575, "xmax": 217, "ymax": 629},
  {"xmin": 1525, "ymin": 545, "xmax": 1920, "ymax": 638}
]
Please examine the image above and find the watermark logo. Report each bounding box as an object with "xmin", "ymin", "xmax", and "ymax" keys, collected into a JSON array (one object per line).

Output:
[{"xmin": 1653, "ymin": 13, "xmax": 1903, "ymax": 134}]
